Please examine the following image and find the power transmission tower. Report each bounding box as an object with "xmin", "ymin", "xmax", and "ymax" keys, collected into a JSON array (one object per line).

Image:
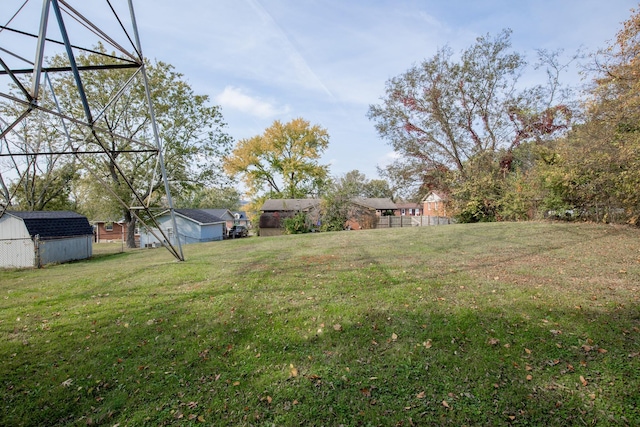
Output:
[{"xmin": 0, "ymin": 0, "xmax": 184, "ymax": 261}]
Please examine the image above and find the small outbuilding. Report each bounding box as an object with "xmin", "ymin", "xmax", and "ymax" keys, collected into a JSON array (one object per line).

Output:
[
  {"xmin": 259, "ymin": 199, "xmax": 322, "ymax": 236},
  {"xmin": 0, "ymin": 210, "xmax": 94, "ymax": 269}
]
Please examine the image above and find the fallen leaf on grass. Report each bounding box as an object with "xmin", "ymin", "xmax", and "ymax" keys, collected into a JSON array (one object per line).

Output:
[
  {"xmin": 488, "ymin": 338, "xmax": 500, "ymax": 346},
  {"xmin": 526, "ymin": 375, "xmax": 533, "ymax": 381},
  {"xmin": 416, "ymin": 391, "xmax": 426, "ymax": 399},
  {"xmin": 360, "ymin": 388, "xmax": 371, "ymax": 397},
  {"xmin": 580, "ymin": 376, "xmax": 588, "ymax": 387},
  {"xmin": 333, "ymin": 324, "xmax": 342, "ymax": 331},
  {"xmin": 442, "ymin": 400, "xmax": 450, "ymax": 409},
  {"xmin": 61, "ymin": 378, "xmax": 73, "ymax": 387},
  {"xmin": 423, "ymin": 340, "xmax": 432, "ymax": 349},
  {"xmin": 525, "ymin": 348, "xmax": 532, "ymax": 354},
  {"xmin": 597, "ymin": 348, "xmax": 608, "ymax": 354},
  {"xmin": 391, "ymin": 333, "xmax": 398, "ymax": 341},
  {"xmin": 289, "ymin": 364, "xmax": 298, "ymax": 378}
]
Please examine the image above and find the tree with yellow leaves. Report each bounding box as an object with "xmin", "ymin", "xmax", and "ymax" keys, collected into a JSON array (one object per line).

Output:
[{"xmin": 224, "ymin": 118, "xmax": 330, "ymax": 200}]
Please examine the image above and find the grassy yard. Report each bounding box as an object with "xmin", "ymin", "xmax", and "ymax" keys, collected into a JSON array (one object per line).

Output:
[{"xmin": 1, "ymin": 221, "xmax": 639, "ymax": 426}]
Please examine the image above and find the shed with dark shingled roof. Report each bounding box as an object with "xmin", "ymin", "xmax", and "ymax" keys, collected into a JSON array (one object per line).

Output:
[
  {"xmin": 0, "ymin": 210, "xmax": 94, "ymax": 268},
  {"xmin": 7, "ymin": 211, "xmax": 94, "ymax": 240}
]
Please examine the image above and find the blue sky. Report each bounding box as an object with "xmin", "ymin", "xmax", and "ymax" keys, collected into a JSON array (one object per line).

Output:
[
  {"xmin": 3, "ymin": 0, "xmax": 638, "ymax": 188},
  {"xmin": 133, "ymin": 0, "xmax": 637, "ymax": 183}
]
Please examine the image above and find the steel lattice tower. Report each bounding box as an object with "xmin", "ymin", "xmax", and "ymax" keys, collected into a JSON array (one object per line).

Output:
[{"xmin": 0, "ymin": 0, "xmax": 184, "ymax": 261}]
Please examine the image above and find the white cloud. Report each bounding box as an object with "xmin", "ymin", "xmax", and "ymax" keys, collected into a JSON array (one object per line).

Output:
[{"xmin": 215, "ymin": 86, "xmax": 289, "ymax": 119}]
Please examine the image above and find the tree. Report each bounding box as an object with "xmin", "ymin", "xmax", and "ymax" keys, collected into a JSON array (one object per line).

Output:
[
  {"xmin": 224, "ymin": 118, "xmax": 330, "ymax": 200},
  {"xmin": 539, "ymin": 8, "xmax": 640, "ymax": 224},
  {"xmin": 174, "ymin": 185, "xmax": 242, "ymax": 211},
  {"xmin": 43, "ymin": 46, "xmax": 233, "ymax": 247},
  {"xmin": 368, "ymin": 30, "xmax": 573, "ymax": 218},
  {"xmin": 320, "ymin": 170, "xmax": 393, "ymax": 231},
  {"xmin": 0, "ymin": 87, "xmax": 78, "ymax": 211}
]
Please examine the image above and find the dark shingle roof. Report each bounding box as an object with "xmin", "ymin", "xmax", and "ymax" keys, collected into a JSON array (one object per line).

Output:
[
  {"xmin": 174, "ymin": 209, "xmax": 225, "ymax": 224},
  {"xmin": 352, "ymin": 198, "xmax": 397, "ymax": 210},
  {"xmin": 261, "ymin": 199, "xmax": 321, "ymax": 212},
  {"xmin": 6, "ymin": 211, "xmax": 93, "ymax": 239},
  {"xmin": 199, "ymin": 209, "xmax": 232, "ymax": 219}
]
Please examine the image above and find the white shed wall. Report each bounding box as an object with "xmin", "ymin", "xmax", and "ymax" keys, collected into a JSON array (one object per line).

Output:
[
  {"xmin": 0, "ymin": 238, "xmax": 35, "ymax": 268},
  {"xmin": 0, "ymin": 215, "xmax": 34, "ymax": 268},
  {"xmin": 0, "ymin": 215, "xmax": 31, "ymax": 239}
]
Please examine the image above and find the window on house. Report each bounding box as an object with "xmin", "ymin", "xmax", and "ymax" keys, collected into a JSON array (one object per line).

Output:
[
  {"xmin": 401, "ymin": 208, "xmax": 406, "ymax": 216},
  {"xmin": 105, "ymin": 222, "xmax": 113, "ymax": 232}
]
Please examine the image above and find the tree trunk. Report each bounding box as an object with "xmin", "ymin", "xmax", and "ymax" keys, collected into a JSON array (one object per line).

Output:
[{"xmin": 124, "ymin": 209, "xmax": 137, "ymax": 248}]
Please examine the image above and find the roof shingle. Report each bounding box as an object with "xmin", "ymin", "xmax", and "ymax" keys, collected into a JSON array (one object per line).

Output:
[{"xmin": 6, "ymin": 211, "xmax": 93, "ymax": 239}]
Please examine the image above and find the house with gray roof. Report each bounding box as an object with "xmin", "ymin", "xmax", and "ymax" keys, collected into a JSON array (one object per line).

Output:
[
  {"xmin": 139, "ymin": 208, "xmax": 226, "ymax": 247},
  {"xmin": 199, "ymin": 208, "xmax": 251, "ymax": 230},
  {"xmin": 0, "ymin": 210, "xmax": 93, "ymax": 268}
]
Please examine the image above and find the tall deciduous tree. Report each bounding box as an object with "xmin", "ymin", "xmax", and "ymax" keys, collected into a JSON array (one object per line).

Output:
[
  {"xmin": 44, "ymin": 46, "xmax": 232, "ymax": 247},
  {"xmin": 542, "ymin": 8, "xmax": 640, "ymax": 224},
  {"xmin": 0, "ymin": 87, "xmax": 78, "ymax": 211},
  {"xmin": 368, "ymin": 30, "xmax": 572, "ymax": 207},
  {"xmin": 224, "ymin": 118, "xmax": 330, "ymax": 200}
]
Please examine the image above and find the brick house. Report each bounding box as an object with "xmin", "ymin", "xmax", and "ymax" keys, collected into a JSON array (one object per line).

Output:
[
  {"xmin": 93, "ymin": 220, "xmax": 140, "ymax": 246},
  {"xmin": 422, "ymin": 191, "xmax": 449, "ymax": 217},
  {"xmin": 395, "ymin": 202, "xmax": 422, "ymax": 217}
]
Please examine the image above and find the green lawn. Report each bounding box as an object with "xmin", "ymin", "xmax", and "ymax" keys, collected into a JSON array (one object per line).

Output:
[{"xmin": 1, "ymin": 222, "xmax": 639, "ymax": 426}]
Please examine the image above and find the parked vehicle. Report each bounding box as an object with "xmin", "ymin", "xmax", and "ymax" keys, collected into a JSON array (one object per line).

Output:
[{"xmin": 228, "ymin": 225, "xmax": 248, "ymax": 238}]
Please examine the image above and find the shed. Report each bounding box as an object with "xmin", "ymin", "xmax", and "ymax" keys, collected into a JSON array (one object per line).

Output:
[
  {"xmin": 0, "ymin": 210, "xmax": 93, "ymax": 269},
  {"xmin": 139, "ymin": 208, "xmax": 226, "ymax": 247},
  {"xmin": 259, "ymin": 199, "xmax": 322, "ymax": 236}
]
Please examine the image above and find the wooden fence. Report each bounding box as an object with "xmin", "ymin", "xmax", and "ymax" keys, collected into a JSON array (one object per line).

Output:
[{"xmin": 376, "ymin": 216, "xmax": 452, "ymax": 228}]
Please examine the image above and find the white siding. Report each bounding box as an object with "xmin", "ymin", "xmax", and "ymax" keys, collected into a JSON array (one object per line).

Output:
[
  {"xmin": 0, "ymin": 238, "xmax": 35, "ymax": 268},
  {"xmin": 0, "ymin": 215, "xmax": 35, "ymax": 268},
  {"xmin": 0, "ymin": 215, "xmax": 31, "ymax": 239}
]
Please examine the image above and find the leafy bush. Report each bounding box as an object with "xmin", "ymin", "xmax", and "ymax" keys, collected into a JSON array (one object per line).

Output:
[{"xmin": 282, "ymin": 211, "xmax": 311, "ymax": 234}]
